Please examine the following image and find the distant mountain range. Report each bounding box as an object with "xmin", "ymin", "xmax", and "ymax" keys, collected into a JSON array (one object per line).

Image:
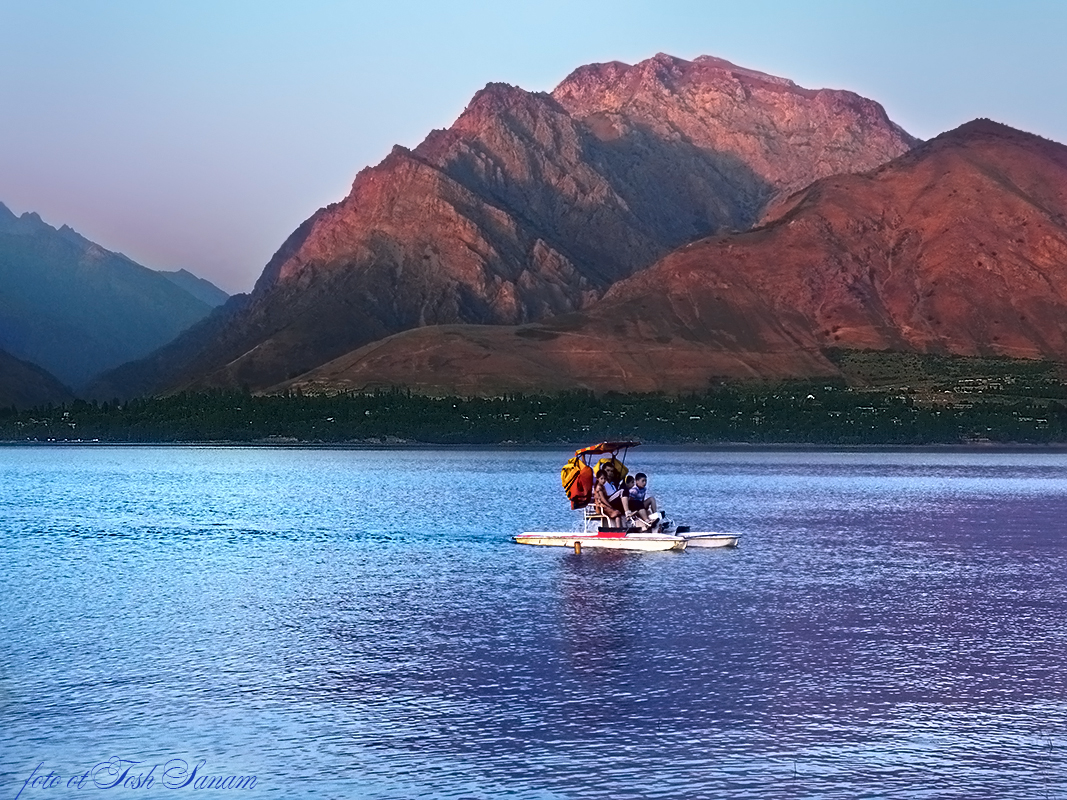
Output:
[
  {"xmin": 0, "ymin": 202, "xmax": 227, "ymax": 394},
  {"xmin": 18, "ymin": 53, "xmax": 1067, "ymax": 406},
  {"xmin": 278, "ymin": 120, "xmax": 1067, "ymax": 395},
  {"xmin": 157, "ymin": 269, "xmax": 229, "ymax": 308},
  {"xmin": 92, "ymin": 53, "xmax": 916, "ymax": 398}
]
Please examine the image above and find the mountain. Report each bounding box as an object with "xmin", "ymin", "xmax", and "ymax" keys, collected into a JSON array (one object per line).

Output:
[
  {"xmin": 96, "ymin": 53, "xmax": 916, "ymax": 397},
  {"xmin": 157, "ymin": 269, "xmax": 229, "ymax": 307},
  {"xmin": 0, "ymin": 347, "xmax": 74, "ymax": 409},
  {"xmin": 0, "ymin": 203, "xmax": 217, "ymax": 389},
  {"xmin": 274, "ymin": 120, "xmax": 1067, "ymax": 396}
]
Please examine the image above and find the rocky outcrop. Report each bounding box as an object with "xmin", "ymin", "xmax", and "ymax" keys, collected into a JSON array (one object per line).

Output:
[
  {"xmin": 97, "ymin": 53, "xmax": 915, "ymax": 396},
  {"xmin": 275, "ymin": 120, "xmax": 1067, "ymax": 395},
  {"xmin": 552, "ymin": 54, "xmax": 916, "ymax": 198}
]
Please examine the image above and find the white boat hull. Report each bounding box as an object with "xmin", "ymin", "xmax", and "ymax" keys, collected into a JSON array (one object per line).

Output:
[
  {"xmin": 515, "ymin": 533, "xmax": 687, "ymax": 552},
  {"xmin": 682, "ymin": 533, "xmax": 741, "ymax": 548}
]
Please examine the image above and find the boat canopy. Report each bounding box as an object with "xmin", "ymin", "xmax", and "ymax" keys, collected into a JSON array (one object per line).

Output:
[
  {"xmin": 562, "ymin": 440, "xmax": 639, "ymax": 510},
  {"xmin": 574, "ymin": 441, "xmax": 640, "ymax": 458}
]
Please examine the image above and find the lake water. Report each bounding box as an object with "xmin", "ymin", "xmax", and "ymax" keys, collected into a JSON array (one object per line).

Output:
[{"xmin": 1, "ymin": 446, "xmax": 1066, "ymax": 799}]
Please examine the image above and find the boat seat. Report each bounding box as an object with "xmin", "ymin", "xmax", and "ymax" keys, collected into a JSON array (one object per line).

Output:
[{"xmin": 584, "ymin": 506, "xmax": 623, "ymax": 531}]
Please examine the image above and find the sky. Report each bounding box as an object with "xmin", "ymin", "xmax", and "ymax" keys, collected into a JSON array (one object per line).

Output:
[{"xmin": 2, "ymin": 0, "xmax": 1065, "ymax": 294}]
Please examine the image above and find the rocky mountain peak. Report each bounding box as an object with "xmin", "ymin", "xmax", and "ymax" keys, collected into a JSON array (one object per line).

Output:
[
  {"xmin": 56, "ymin": 223, "xmax": 94, "ymax": 250},
  {"xmin": 923, "ymin": 117, "xmax": 1064, "ymax": 158},
  {"xmin": 690, "ymin": 54, "xmax": 798, "ymax": 87},
  {"xmin": 455, "ymin": 82, "xmax": 559, "ymax": 127},
  {"xmin": 97, "ymin": 53, "xmax": 919, "ymax": 397},
  {"xmin": 275, "ymin": 120, "xmax": 1067, "ymax": 397},
  {"xmin": 552, "ymin": 53, "xmax": 806, "ymax": 114},
  {"xmin": 0, "ymin": 205, "xmax": 51, "ymax": 236},
  {"xmin": 551, "ymin": 53, "xmax": 917, "ymax": 198}
]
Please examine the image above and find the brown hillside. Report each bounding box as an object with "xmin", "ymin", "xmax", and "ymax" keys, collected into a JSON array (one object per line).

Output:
[
  {"xmin": 277, "ymin": 120, "xmax": 1067, "ymax": 396},
  {"xmin": 94, "ymin": 53, "xmax": 914, "ymax": 397}
]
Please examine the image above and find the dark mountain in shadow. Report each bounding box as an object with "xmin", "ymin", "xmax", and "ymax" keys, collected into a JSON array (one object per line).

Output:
[
  {"xmin": 88, "ymin": 293, "xmax": 251, "ymax": 401},
  {"xmin": 0, "ymin": 347, "xmax": 74, "ymax": 409},
  {"xmin": 0, "ymin": 202, "xmax": 216, "ymax": 389},
  {"xmin": 157, "ymin": 269, "xmax": 228, "ymax": 307},
  {"xmin": 94, "ymin": 53, "xmax": 915, "ymax": 397},
  {"xmin": 274, "ymin": 120, "xmax": 1067, "ymax": 396}
]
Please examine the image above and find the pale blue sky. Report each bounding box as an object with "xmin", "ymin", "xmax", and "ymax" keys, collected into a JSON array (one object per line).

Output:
[{"xmin": 2, "ymin": 0, "xmax": 1064, "ymax": 293}]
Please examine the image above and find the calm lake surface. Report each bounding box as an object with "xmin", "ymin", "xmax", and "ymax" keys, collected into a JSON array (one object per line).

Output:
[{"xmin": 1, "ymin": 446, "xmax": 1066, "ymax": 799}]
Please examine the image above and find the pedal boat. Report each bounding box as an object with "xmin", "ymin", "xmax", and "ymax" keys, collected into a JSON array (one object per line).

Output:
[
  {"xmin": 516, "ymin": 440, "xmax": 740, "ymax": 552},
  {"xmin": 516, "ymin": 510, "xmax": 687, "ymax": 552},
  {"xmin": 515, "ymin": 515, "xmax": 740, "ymax": 552}
]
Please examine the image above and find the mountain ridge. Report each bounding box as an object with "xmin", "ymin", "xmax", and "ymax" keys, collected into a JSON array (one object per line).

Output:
[
  {"xmin": 0, "ymin": 202, "xmax": 221, "ymax": 388},
  {"xmin": 274, "ymin": 118, "xmax": 1067, "ymax": 396},
  {"xmin": 157, "ymin": 269, "xmax": 229, "ymax": 307},
  {"xmin": 93, "ymin": 52, "xmax": 916, "ymax": 398}
]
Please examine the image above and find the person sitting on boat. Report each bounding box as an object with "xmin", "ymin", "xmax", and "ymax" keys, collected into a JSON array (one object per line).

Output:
[
  {"xmin": 628, "ymin": 473, "xmax": 663, "ymax": 527},
  {"xmin": 594, "ymin": 463, "xmax": 630, "ymax": 527},
  {"xmin": 609, "ymin": 473, "xmax": 645, "ymax": 527}
]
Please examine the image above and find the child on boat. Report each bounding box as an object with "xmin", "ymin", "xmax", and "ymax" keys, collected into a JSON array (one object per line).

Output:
[
  {"xmin": 628, "ymin": 473, "xmax": 664, "ymax": 529},
  {"xmin": 594, "ymin": 464, "xmax": 630, "ymax": 527}
]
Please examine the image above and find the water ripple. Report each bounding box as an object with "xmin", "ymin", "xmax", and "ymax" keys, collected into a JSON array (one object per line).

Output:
[{"xmin": 1, "ymin": 447, "xmax": 1066, "ymax": 798}]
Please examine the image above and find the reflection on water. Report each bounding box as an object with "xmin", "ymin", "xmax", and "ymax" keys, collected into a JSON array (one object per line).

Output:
[{"xmin": 1, "ymin": 446, "xmax": 1066, "ymax": 798}]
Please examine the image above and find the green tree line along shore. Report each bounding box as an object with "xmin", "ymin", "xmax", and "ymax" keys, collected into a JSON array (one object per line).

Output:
[{"xmin": 5, "ymin": 351, "xmax": 1067, "ymax": 444}]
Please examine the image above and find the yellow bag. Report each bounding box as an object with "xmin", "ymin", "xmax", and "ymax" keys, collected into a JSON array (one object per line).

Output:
[
  {"xmin": 561, "ymin": 456, "xmax": 595, "ymax": 509},
  {"xmin": 561, "ymin": 456, "xmax": 583, "ymax": 492}
]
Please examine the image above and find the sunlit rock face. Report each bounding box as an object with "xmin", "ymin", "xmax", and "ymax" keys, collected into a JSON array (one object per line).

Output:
[
  {"xmin": 97, "ymin": 54, "xmax": 915, "ymax": 396},
  {"xmin": 639, "ymin": 118, "xmax": 1067, "ymax": 362},
  {"xmin": 551, "ymin": 53, "xmax": 916, "ymax": 199},
  {"xmin": 277, "ymin": 121, "xmax": 1067, "ymax": 396}
]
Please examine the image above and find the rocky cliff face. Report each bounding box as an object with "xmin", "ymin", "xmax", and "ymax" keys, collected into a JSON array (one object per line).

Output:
[
  {"xmin": 97, "ymin": 53, "xmax": 915, "ymax": 396},
  {"xmin": 276, "ymin": 120, "xmax": 1067, "ymax": 396},
  {"xmin": 552, "ymin": 54, "xmax": 916, "ymax": 198},
  {"xmin": 643, "ymin": 118, "xmax": 1067, "ymax": 361}
]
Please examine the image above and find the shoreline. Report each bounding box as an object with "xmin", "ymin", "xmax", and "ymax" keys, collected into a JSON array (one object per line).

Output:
[{"xmin": 6, "ymin": 439, "xmax": 1067, "ymax": 452}]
